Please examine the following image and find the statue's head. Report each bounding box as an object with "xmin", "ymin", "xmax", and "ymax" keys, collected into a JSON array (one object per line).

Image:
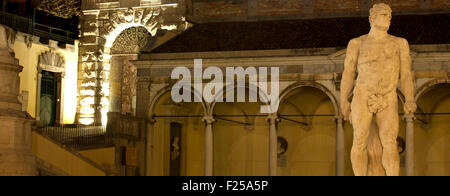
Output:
[{"xmin": 369, "ymin": 3, "xmax": 392, "ymax": 31}]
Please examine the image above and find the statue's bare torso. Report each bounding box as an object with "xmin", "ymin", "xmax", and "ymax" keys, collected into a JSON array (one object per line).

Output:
[{"xmin": 355, "ymin": 35, "xmax": 403, "ymax": 96}]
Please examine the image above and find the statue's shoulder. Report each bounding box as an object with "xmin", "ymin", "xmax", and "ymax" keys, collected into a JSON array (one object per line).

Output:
[
  {"xmin": 348, "ymin": 35, "xmax": 366, "ymax": 47},
  {"xmin": 388, "ymin": 35, "xmax": 409, "ymax": 45}
]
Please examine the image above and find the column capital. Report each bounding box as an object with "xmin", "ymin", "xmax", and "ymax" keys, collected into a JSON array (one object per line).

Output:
[
  {"xmin": 267, "ymin": 113, "xmax": 280, "ymax": 124},
  {"xmin": 335, "ymin": 115, "xmax": 345, "ymax": 122},
  {"xmin": 203, "ymin": 116, "xmax": 216, "ymax": 124},
  {"xmin": 403, "ymin": 113, "xmax": 416, "ymax": 122}
]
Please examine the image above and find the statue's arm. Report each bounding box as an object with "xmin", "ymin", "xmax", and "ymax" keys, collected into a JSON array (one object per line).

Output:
[
  {"xmin": 340, "ymin": 38, "xmax": 360, "ymax": 120},
  {"xmin": 399, "ymin": 38, "xmax": 417, "ymax": 114}
]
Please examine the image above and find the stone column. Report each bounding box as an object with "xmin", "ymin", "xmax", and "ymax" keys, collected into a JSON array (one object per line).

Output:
[
  {"xmin": 0, "ymin": 25, "xmax": 36, "ymax": 176},
  {"xmin": 145, "ymin": 118, "xmax": 156, "ymax": 176},
  {"xmin": 35, "ymin": 70, "xmax": 42, "ymax": 121},
  {"xmin": 336, "ymin": 116, "xmax": 345, "ymax": 176},
  {"xmin": 77, "ymin": 10, "xmax": 105, "ymax": 125},
  {"xmin": 267, "ymin": 114, "xmax": 279, "ymax": 176},
  {"xmin": 203, "ymin": 116, "xmax": 215, "ymax": 176},
  {"xmin": 109, "ymin": 56, "xmax": 123, "ymax": 114},
  {"xmin": 404, "ymin": 114, "xmax": 415, "ymax": 176}
]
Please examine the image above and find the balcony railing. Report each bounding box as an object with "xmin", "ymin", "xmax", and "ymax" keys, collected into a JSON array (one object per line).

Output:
[
  {"xmin": 0, "ymin": 11, "xmax": 77, "ymax": 44},
  {"xmin": 37, "ymin": 113, "xmax": 145, "ymax": 151}
]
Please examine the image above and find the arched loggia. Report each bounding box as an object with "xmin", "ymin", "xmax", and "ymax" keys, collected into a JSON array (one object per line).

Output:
[
  {"xmin": 145, "ymin": 85, "xmax": 207, "ymax": 176},
  {"xmin": 277, "ymin": 82, "xmax": 339, "ymax": 176},
  {"xmin": 209, "ymin": 84, "xmax": 269, "ymax": 176},
  {"xmin": 414, "ymin": 81, "xmax": 450, "ymax": 176}
]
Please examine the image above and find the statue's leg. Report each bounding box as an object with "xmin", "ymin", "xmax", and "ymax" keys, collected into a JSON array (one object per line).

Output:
[
  {"xmin": 351, "ymin": 95, "xmax": 373, "ymax": 176},
  {"xmin": 376, "ymin": 94, "xmax": 400, "ymax": 176}
]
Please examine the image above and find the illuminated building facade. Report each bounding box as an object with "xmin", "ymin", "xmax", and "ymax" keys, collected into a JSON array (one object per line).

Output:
[{"xmin": 0, "ymin": 0, "xmax": 448, "ymax": 176}]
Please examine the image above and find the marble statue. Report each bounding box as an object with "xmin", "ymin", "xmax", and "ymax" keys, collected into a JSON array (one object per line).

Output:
[{"xmin": 340, "ymin": 3, "xmax": 417, "ymax": 176}]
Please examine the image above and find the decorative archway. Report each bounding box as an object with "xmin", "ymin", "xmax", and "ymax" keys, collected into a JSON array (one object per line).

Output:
[{"xmin": 77, "ymin": 5, "xmax": 191, "ymax": 125}]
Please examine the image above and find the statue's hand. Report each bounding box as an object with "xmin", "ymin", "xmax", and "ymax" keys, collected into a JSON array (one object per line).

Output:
[
  {"xmin": 341, "ymin": 101, "xmax": 352, "ymax": 124},
  {"xmin": 404, "ymin": 101, "xmax": 417, "ymax": 115}
]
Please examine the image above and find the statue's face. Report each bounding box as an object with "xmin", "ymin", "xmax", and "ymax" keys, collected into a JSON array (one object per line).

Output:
[{"xmin": 371, "ymin": 9, "xmax": 392, "ymax": 31}]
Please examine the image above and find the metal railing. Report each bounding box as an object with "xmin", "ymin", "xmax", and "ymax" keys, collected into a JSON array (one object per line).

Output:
[
  {"xmin": 38, "ymin": 125, "xmax": 114, "ymax": 150},
  {"xmin": 37, "ymin": 113, "xmax": 146, "ymax": 151},
  {"xmin": 0, "ymin": 11, "xmax": 77, "ymax": 44}
]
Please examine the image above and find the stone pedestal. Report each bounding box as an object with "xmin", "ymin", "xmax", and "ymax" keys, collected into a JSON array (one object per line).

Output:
[{"xmin": 0, "ymin": 25, "xmax": 36, "ymax": 176}]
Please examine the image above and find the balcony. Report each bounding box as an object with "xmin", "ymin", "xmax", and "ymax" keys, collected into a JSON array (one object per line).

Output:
[{"xmin": 0, "ymin": 11, "xmax": 77, "ymax": 44}]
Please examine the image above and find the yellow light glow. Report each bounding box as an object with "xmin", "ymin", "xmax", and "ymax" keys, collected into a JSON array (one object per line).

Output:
[
  {"xmin": 57, "ymin": 40, "xmax": 80, "ymax": 124},
  {"xmin": 101, "ymin": 107, "xmax": 109, "ymax": 126},
  {"xmin": 80, "ymin": 97, "xmax": 95, "ymax": 105},
  {"xmin": 80, "ymin": 106, "xmax": 95, "ymax": 114},
  {"xmin": 80, "ymin": 118, "xmax": 94, "ymax": 125},
  {"xmin": 101, "ymin": 86, "xmax": 110, "ymax": 97},
  {"xmin": 80, "ymin": 90, "xmax": 96, "ymax": 96},
  {"xmin": 81, "ymin": 82, "xmax": 96, "ymax": 87}
]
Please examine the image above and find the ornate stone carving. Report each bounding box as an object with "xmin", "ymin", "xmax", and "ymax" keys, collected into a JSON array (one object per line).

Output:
[
  {"xmin": 101, "ymin": 8, "xmax": 163, "ymax": 38},
  {"xmin": 111, "ymin": 27, "xmax": 150, "ymax": 54},
  {"xmin": 121, "ymin": 57, "xmax": 137, "ymax": 115},
  {"xmin": 78, "ymin": 4, "xmax": 190, "ymax": 125},
  {"xmin": 340, "ymin": 3, "xmax": 417, "ymax": 176},
  {"xmin": 38, "ymin": 51, "xmax": 65, "ymax": 72}
]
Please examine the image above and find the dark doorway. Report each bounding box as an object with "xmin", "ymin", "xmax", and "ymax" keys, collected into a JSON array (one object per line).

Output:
[
  {"xmin": 170, "ymin": 122, "xmax": 182, "ymax": 176},
  {"xmin": 40, "ymin": 70, "xmax": 62, "ymax": 126}
]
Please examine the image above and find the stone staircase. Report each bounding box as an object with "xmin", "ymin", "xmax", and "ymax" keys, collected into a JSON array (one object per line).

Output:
[{"xmin": 32, "ymin": 130, "xmax": 118, "ymax": 176}]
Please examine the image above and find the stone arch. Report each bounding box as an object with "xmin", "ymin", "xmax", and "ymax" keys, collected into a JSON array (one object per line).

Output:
[
  {"xmin": 102, "ymin": 7, "xmax": 190, "ymax": 54},
  {"xmin": 147, "ymin": 85, "xmax": 208, "ymax": 120},
  {"xmin": 77, "ymin": 5, "xmax": 191, "ymax": 125},
  {"xmin": 209, "ymin": 83, "xmax": 270, "ymax": 116},
  {"xmin": 415, "ymin": 79, "xmax": 450, "ymax": 127},
  {"xmin": 279, "ymin": 81, "xmax": 340, "ymax": 117},
  {"xmin": 415, "ymin": 78, "xmax": 450, "ymax": 102}
]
